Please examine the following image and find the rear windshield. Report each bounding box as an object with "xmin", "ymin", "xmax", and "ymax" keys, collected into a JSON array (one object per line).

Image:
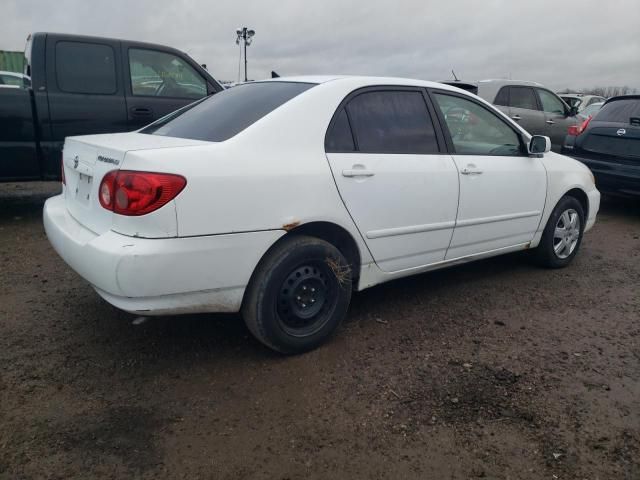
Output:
[
  {"xmin": 595, "ymin": 98, "xmax": 640, "ymax": 122},
  {"xmin": 142, "ymin": 81, "xmax": 315, "ymax": 141}
]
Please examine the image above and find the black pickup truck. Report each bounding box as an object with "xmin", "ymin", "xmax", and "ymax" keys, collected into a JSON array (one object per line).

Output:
[{"xmin": 1, "ymin": 32, "xmax": 223, "ymax": 181}]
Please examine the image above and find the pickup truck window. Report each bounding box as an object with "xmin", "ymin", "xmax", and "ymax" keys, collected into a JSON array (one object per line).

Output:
[
  {"xmin": 55, "ymin": 41, "xmax": 117, "ymax": 94},
  {"xmin": 129, "ymin": 49, "xmax": 206, "ymax": 99}
]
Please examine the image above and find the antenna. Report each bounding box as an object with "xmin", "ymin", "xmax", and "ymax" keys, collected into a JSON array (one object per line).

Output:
[{"xmin": 452, "ymin": 69, "xmax": 459, "ymax": 82}]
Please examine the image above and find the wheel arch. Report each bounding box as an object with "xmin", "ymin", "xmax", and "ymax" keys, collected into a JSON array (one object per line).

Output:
[
  {"xmin": 562, "ymin": 187, "xmax": 589, "ymax": 221},
  {"xmin": 241, "ymin": 221, "xmax": 363, "ymax": 309}
]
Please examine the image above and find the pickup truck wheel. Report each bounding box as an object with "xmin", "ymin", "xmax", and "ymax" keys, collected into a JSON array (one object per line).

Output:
[
  {"xmin": 534, "ymin": 196, "xmax": 585, "ymax": 268},
  {"xmin": 242, "ymin": 235, "xmax": 352, "ymax": 354}
]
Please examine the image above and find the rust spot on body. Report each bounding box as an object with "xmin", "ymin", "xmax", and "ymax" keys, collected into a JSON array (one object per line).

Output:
[{"xmin": 282, "ymin": 220, "xmax": 301, "ymax": 231}]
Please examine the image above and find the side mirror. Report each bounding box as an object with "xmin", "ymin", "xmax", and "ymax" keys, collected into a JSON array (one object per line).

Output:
[{"xmin": 529, "ymin": 135, "xmax": 551, "ymax": 157}]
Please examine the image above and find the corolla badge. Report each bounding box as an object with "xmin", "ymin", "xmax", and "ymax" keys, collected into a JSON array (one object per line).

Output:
[
  {"xmin": 73, "ymin": 155, "xmax": 79, "ymax": 169},
  {"xmin": 617, "ymin": 128, "xmax": 627, "ymax": 136}
]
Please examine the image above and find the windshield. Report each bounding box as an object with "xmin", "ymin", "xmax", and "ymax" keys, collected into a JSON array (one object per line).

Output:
[
  {"xmin": 142, "ymin": 81, "xmax": 316, "ymax": 142},
  {"xmin": 594, "ymin": 98, "xmax": 640, "ymax": 123}
]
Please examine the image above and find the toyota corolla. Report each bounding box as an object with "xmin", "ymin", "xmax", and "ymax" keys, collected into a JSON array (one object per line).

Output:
[{"xmin": 43, "ymin": 76, "xmax": 600, "ymax": 353}]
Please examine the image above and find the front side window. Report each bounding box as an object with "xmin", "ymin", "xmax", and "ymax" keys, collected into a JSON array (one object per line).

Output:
[
  {"xmin": 538, "ymin": 89, "xmax": 567, "ymax": 114},
  {"xmin": 129, "ymin": 49, "xmax": 206, "ymax": 99},
  {"xmin": 433, "ymin": 93, "xmax": 523, "ymax": 156},
  {"xmin": 142, "ymin": 81, "xmax": 315, "ymax": 141},
  {"xmin": 346, "ymin": 91, "xmax": 439, "ymax": 154},
  {"xmin": 55, "ymin": 41, "xmax": 116, "ymax": 94},
  {"xmin": 509, "ymin": 87, "xmax": 538, "ymax": 110}
]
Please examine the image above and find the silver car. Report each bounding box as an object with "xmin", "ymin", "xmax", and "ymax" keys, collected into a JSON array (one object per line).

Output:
[
  {"xmin": 442, "ymin": 79, "xmax": 581, "ymax": 152},
  {"xmin": 559, "ymin": 94, "xmax": 607, "ymax": 113}
]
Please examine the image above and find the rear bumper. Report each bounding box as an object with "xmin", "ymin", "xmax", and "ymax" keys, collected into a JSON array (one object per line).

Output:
[
  {"xmin": 43, "ymin": 194, "xmax": 284, "ymax": 315},
  {"xmin": 571, "ymin": 155, "xmax": 640, "ymax": 196}
]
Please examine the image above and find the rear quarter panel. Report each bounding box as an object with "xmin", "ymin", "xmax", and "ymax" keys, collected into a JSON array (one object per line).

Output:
[{"xmin": 121, "ymin": 80, "xmax": 376, "ymax": 268}]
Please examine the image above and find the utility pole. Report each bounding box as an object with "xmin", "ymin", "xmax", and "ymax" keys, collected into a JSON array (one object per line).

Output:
[{"xmin": 235, "ymin": 27, "xmax": 255, "ymax": 82}]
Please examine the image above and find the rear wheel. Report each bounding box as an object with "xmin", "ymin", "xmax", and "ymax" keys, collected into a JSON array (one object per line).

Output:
[
  {"xmin": 534, "ymin": 196, "xmax": 585, "ymax": 268},
  {"xmin": 242, "ymin": 235, "xmax": 352, "ymax": 354}
]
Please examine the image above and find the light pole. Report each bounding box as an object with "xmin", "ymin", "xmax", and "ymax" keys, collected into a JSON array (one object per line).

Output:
[{"xmin": 235, "ymin": 27, "xmax": 255, "ymax": 82}]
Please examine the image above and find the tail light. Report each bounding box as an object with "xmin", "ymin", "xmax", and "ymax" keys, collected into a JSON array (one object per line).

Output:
[
  {"xmin": 99, "ymin": 171, "xmax": 186, "ymax": 216},
  {"xmin": 567, "ymin": 115, "xmax": 593, "ymax": 136}
]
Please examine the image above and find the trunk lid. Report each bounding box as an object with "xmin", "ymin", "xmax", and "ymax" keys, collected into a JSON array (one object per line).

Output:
[{"xmin": 62, "ymin": 133, "xmax": 207, "ymax": 235}]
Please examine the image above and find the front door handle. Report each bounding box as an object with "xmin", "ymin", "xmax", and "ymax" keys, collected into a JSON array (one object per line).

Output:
[
  {"xmin": 511, "ymin": 115, "xmax": 522, "ymax": 121},
  {"xmin": 546, "ymin": 119, "xmax": 555, "ymax": 125},
  {"xmin": 342, "ymin": 164, "xmax": 375, "ymax": 178}
]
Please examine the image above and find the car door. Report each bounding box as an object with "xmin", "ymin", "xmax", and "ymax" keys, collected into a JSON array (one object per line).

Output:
[
  {"xmin": 536, "ymin": 88, "xmax": 578, "ymax": 151},
  {"xmin": 430, "ymin": 90, "xmax": 547, "ymax": 260},
  {"xmin": 325, "ymin": 88, "xmax": 459, "ymax": 272},
  {"xmin": 122, "ymin": 46, "xmax": 212, "ymax": 130},
  {"xmin": 503, "ymin": 86, "xmax": 547, "ymax": 137}
]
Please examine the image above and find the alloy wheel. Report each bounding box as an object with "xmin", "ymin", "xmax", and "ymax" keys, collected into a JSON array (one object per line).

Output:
[{"xmin": 553, "ymin": 208, "xmax": 581, "ymax": 259}]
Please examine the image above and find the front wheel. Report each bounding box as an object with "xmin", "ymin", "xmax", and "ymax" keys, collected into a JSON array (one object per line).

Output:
[
  {"xmin": 242, "ymin": 235, "xmax": 352, "ymax": 354},
  {"xmin": 534, "ymin": 196, "xmax": 585, "ymax": 268}
]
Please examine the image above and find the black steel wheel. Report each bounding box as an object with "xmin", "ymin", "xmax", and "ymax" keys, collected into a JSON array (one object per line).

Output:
[{"xmin": 242, "ymin": 235, "xmax": 353, "ymax": 354}]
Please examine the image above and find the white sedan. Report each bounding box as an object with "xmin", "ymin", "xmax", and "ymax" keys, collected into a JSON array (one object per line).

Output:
[{"xmin": 44, "ymin": 76, "xmax": 600, "ymax": 353}]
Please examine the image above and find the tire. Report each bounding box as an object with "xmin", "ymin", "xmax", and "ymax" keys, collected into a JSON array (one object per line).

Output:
[
  {"xmin": 534, "ymin": 195, "xmax": 585, "ymax": 268},
  {"xmin": 241, "ymin": 235, "xmax": 353, "ymax": 354}
]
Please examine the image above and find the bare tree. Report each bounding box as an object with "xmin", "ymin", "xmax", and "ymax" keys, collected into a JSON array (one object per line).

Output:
[{"xmin": 567, "ymin": 85, "xmax": 639, "ymax": 97}]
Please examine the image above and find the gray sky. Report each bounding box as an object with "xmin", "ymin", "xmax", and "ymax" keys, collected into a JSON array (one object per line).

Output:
[{"xmin": 3, "ymin": 0, "xmax": 639, "ymax": 90}]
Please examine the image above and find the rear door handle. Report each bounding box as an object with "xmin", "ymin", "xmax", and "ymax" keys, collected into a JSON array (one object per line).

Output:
[
  {"xmin": 342, "ymin": 169, "xmax": 375, "ymax": 178},
  {"xmin": 461, "ymin": 165, "xmax": 483, "ymax": 175},
  {"xmin": 130, "ymin": 107, "xmax": 153, "ymax": 117},
  {"xmin": 511, "ymin": 115, "xmax": 521, "ymax": 121},
  {"xmin": 546, "ymin": 120, "xmax": 555, "ymax": 125}
]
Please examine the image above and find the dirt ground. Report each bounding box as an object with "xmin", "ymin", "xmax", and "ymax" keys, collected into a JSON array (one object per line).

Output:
[{"xmin": 0, "ymin": 182, "xmax": 638, "ymax": 480}]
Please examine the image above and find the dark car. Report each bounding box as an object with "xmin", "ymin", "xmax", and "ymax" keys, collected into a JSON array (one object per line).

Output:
[
  {"xmin": 0, "ymin": 32, "xmax": 223, "ymax": 181},
  {"xmin": 563, "ymin": 95, "xmax": 640, "ymax": 196}
]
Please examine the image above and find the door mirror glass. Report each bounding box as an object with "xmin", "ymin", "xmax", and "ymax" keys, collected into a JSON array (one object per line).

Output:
[{"xmin": 529, "ymin": 135, "xmax": 551, "ymax": 156}]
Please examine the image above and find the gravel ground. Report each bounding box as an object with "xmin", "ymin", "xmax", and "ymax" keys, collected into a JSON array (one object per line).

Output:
[{"xmin": 0, "ymin": 182, "xmax": 639, "ymax": 479}]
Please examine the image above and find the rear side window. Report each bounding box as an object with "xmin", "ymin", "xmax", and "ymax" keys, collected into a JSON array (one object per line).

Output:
[
  {"xmin": 143, "ymin": 81, "xmax": 315, "ymax": 141},
  {"xmin": 594, "ymin": 99, "xmax": 640, "ymax": 122},
  {"xmin": 494, "ymin": 87, "xmax": 509, "ymax": 107},
  {"xmin": 326, "ymin": 109, "xmax": 355, "ymax": 152},
  {"xmin": 509, "ymin": 87, "xmax": 538, "ymax": 110},
  {"xmin": 346, "ymin": 91, "xmax": 439, "ymax": 154},
  {"xmin": 55, "ymin": 41, "xmax": 117, "ymax": 94}
]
